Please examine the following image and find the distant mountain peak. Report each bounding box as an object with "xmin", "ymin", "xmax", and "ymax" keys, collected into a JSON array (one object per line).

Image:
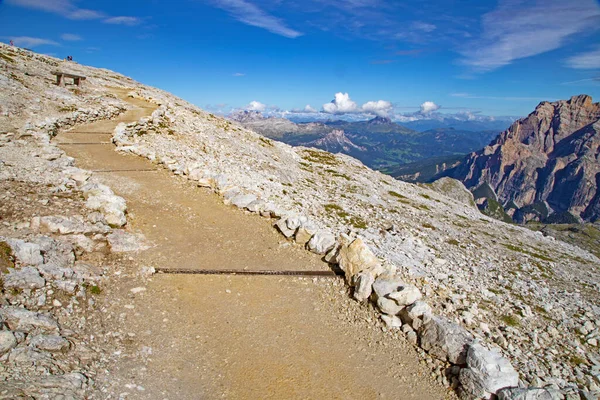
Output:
[
  {"xmin": 368, "ymin": 116, "xmax": 393, "ymax": 125},
  {"xmin": 310, "ymin": 129, "xmax": 366, "ymax": 153},
  {"xmin": 229, "ymin": 110, "xmax": 266, "ymax": 123}
]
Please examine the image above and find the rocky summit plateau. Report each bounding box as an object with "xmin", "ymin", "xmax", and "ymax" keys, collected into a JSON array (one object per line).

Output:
[
  {"xmin": 444, "ymin": 95, "xmax": 600, "ymax": 224},
  {"xmin": 1, "ymin": 43, "xmax": 600, "ymax": 400}
]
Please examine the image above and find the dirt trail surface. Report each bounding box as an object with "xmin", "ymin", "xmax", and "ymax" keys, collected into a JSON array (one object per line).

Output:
[{"xmin": 55, "ymin": 90, "xmax": 451, "ymax": 399}]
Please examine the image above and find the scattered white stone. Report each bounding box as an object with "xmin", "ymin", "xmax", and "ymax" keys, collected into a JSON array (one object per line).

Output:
[
  {"xmin": 30, "ymin": 334, "xmax": 70, "ymax": 353},
  {"xmin": 107, "ymin": 230, "xmax": 149, "ymax": 252},
  {"xmin": 6, "ymin": 239, "xmax": 43, "ymax": 266},
  {"xmin": 353, "ymin": 272, "xmax": 375, "ymax": 302},
  {"xmin": 0, "ymin": 307, "xmax": 59, "ymax": 333},
  {"xmin": 2, "ymin": 266, "xmax": 45, "ymax": 290},
  {"xmin": 0, "ymin": 331, "xmax": 17, "ymax": 355},
  {"xmin": 381, "ymin": 315, "xmax": 402, "ymax": 329},
  {"xmin": 307, "ymin": 230, "xmax": 336, "ymax": 255},
  {"xmin": 388, "ymin": 284, "xmax": 422, "ymax": 307}
]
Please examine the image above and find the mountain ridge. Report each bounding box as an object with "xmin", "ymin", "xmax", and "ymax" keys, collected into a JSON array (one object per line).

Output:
[{"xmin": 444, "ymin": 95, "xmax": 600, "ymax": 222}]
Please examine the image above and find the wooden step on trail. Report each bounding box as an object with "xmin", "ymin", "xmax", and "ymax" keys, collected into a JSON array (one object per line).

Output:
[
  {"xmin": 92, "ymin": 168, "xmax": 157, "ymax": 173},
  {"xmin": 155, "ymin": 267, "xmax": 342, "ymax": 277}
]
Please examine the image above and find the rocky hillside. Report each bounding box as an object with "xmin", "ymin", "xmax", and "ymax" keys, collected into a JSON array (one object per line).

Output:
[
  {"xmin": 2, "ymin": 43, "xmax": 600, "ymax": 399},
  {"xmin": 445, "ymin": 95, "xmax": 600, "ymax": 223}
]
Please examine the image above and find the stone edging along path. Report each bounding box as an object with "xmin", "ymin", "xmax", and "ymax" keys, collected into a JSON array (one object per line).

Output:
[{"xmin": 109, "ymin": 92, "xmax": 565, "ymax": 400}]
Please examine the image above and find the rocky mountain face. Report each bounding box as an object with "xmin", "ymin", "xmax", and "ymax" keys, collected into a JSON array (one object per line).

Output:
[
  {"xmin": 446, "ymin": 95, "xmax": 600, "ymax": 222},
  {"xmin": 308, "ymin": 129, "xmax": 366, "ymax": 153}
]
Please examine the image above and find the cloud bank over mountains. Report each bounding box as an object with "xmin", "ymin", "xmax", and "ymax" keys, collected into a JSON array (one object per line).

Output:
[
  {"xmin": 232, "ymin": 92, "xmax": 512, "ymax": 124},
  {"xmin": 321, "ymin": 93, "xmax": 393, "ymax": 117}
]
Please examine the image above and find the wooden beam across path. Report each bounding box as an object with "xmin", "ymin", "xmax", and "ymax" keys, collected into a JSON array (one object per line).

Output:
[
  {"xmin": 59, "ymin": 142, "xmax": 113, "ymax": 145},
  {"xmin": 67, "ymin": 131, "xmax": 113, "ymax": 134},
  {"xmin": 92, "ymin": 169, "xmax": 157, "ymax": 173},
  {"xmin": 155, "ymin": 267, "xmax": 343, "ymax": 277}
]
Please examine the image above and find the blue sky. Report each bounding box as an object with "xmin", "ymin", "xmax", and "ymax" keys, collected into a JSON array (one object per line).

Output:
[{"xmin": 1, "ymin": 0, "xmax": 600, "ymax": 120}]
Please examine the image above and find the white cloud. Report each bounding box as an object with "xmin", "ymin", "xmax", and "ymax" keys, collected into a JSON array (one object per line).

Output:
[
  {"xmin": 412, "ymin": 21, "xmax": 436, "ymax": 33},
  {"xmin": 290, "ymin": 104, "xmax": 318, "ymax": 113},
  {"xmin": 460, "ymin": 0, "xmax": 600, "ymax": 72},
  {"xmin": 68, "ymin": 9, "xmax": 105, "ymax": 20},
  {"xmin": 7, "ymin": 36, "xmax": 59, "ymax": 48},
  {"xmin": 6, "ymin": 0, "xmax": 141, "ymax": 24},
  {"xmin": 5, "ymin": 0, "xmax": 71, "ymax": 13},
  {"xmin": 211, "ymin": 0, "xmax": 302, "ymax": 38},
  {"xmin": 246, "ymin": 101, "xmax": 266, "ymax": 112},
  {"xmin": 61, "ymin": 33, "xmax": 82, "ymax": 41},
  {"xmin": 566, "ymin": 46, "xmax": 600, "ymax": 69},
  {"xmin": 233, "ymin": 72, "xmax": 246, "ymax": 76},
  {"xmin": 323, "ymin": 92, "xmax": 359, "ymax": 114},
  {"xmin": 420, "ymin": 101, "xmax": 440, "ymax": 114},
  {"xmin": 361, "ymin": 100, "xmax": 393, "ymax": 117},
  {"xmin": 103, "ymin": 16, "xmax": 140, "ymax": 26},
  {"xmin": 322, "ymin": 92, "xmax": 394, "ymax": 117}
]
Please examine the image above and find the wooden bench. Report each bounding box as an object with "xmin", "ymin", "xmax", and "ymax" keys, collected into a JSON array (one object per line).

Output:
[{"xmin": 52, "ymin": 71, "xmax": 86, "ymax": 87}]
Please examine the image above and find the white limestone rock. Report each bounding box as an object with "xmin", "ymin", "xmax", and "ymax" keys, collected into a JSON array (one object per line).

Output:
[
  {"xmin": 0, "ymin": 307, "xmax": 59, "ymax": 333},
  {"xmin": 2, "ymin": 266, "xmax": 45, "ymax": 290},
  {"xmin": 400, "ymin": 300, "xmax": 432, "ymax": 330},
  {"xmin": 337, "ymin": 236, "xmax": 383, "ymax": 283},
  {"xmin": 381, "ymin": 314, "xmax": 403, "ymax": 329},
  {"xmin": 388, "ymin": 284, "xmax": 422, "ymax": 307},
  {"xmin": 82, "ymin": 183, "xmax": 127, "ymax": 227},
  {"xmin": 459, "ymin": 341, "xmax": 519, "ymax": 400},
  {"xmin": 107, "ymin": 230, "xmax": 149, "ymax": 253},
  {"xmin": 419, "ymin": 316, "xmax": 473, "ymax": 365},
  {"xmin": 353, "ymin": 272, "xmax": 375, "ymax": 302},
  {"xmin": 372, "ymin": 274, "xmax": 406, "ymax": 299},
  {"xmin": 29, "ymin": 334, "xmax": 70, "ymax": 353},
  {"xmin": 230, "ymin": 193, "xmax": 257, "ymax": 209},
  {"xmin": 307, "ymin": 231, "xmax": 336, "ymax": 255},
  {"xmin": 6, "ymin": 239, "xmax": 43, "ymax": 266},
  {"xmin": 40, "ymin": 215, "xmax": 109, "ymax": 235},
  {"xmin": 497, "ymin": 388, "xmax": 563, "ymax": 400},
  {"xmin": 0, "ymin": 331, "xmax": 17, "ymax": 355}
]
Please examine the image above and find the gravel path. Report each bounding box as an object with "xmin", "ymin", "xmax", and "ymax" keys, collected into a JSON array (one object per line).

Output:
[{"xmin": 55, "ymin": 90, "xmax": 453, "ymax": 399}]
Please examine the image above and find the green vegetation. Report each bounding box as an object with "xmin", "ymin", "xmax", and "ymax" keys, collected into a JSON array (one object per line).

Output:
[
  {"xmin": 302, "ymin": 149, "xmax": 339, "ymax": 165},
  {"xmin": 324, "ymin": 203, "xmax": 348, "ymax": 218},
  {"xmin": 325, "ymin": 169, "xmax": 350, "ymax": 180},
  {"xmin": 422, "ymin": 222, "xmax": 436, "ymax": 230},
  {"xmin": 388, "ymin": 190, "xmax": 407, "ymax": 199},
  {"xmin": 349, "ymin": 216, "xmax": 368, "ymax": 229},
  {"xmin": 569, "ymin": 355, "xmax": 587, "ymax": 366},
  {"xmin": 525, "ymin": 222, "xmax": 600, "ymax": 260},
  {"xmin": 59, "ymin": 105, "xmax": 78, "ymax": 113},
  {"xmin": 89, "ymin": 285, "xmax": 102, "ymax": 295},
  {"xmin": 502, "ymin": 243, "xmax": 553, "ymax": 262},
  {"xmin": 0, "ymin": 52, "xmax": 15, "ymax": 63},
  {"xmin": 446, "ymin": 239, "xmax": 459, "ymax": 246},
  {"xmin": 0, "ymin": 241, "xmax": 14, "ymax": 273},
  {"xmin": 480, "ymin": 198, "xmax": 513, "ymax": 223},
  {"xmin": 420, "ymin": 193, "xmax": 432, "ymax": 200},
  {"xmin": 501, "ymin": 314, "xmax": 520, "ymax": 327},
  {"xmin": 259, "ymin": 137, "xmax": 274, "ymax": 147},
  {"xmin": 324, "ymin": 203, "xmax": 368, "ymax": 229}
]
